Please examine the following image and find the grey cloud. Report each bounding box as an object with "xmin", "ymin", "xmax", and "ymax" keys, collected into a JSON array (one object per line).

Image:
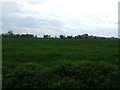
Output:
[
  {"xmin": 2, "ymin": 2, "xmax": 24, "ymax": 16},
  {"xmin": 37, "ymin": 19, "xmax": 67, "ymax": 33},
  {"xmin": 3, "ymin": 16, "xmax": 38, "ymax": 29},
  {"xmin": 2, "ymin": 1, "xmax": 118, "ymax": 37},
  {"xmin": 25, "ymin": 0, "xmax": 50, "ymax": 5}
]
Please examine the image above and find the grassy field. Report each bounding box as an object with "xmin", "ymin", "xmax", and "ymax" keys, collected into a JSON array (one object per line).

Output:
[{"xmin": 2, "ymin": 38, "xmax": 120, "ymax": 88}]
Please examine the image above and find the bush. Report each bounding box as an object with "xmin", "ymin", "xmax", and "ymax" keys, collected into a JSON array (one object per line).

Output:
[{"xmin": 51, "ymin": 62, "xmax": 119, "ymax": 88}]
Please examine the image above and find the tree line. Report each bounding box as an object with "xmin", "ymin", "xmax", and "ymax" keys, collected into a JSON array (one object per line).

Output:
[
  {"xmin": 1, "ymin": 30, "xmax": 118, "ymax": 39},
  {"xmin": 1, "ymin": 31, "xmax": 37, "ymax": 38},
  {"xmin": 44, "ymin": 34, "xmax": 117, "ymax": 39}
]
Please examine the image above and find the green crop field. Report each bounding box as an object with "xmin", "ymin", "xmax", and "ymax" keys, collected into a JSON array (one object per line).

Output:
[{"xmin": 2, "ymin": 38, "xmax": 120, "ymax": 88}]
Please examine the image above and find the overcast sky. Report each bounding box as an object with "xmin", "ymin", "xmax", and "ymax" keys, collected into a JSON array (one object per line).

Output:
[{"xmin": 1, "ymin": 0, "xmax": 119, "ymax": 37}]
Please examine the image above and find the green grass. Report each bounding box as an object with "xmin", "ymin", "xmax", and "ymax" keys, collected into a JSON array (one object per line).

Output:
[{"xmin": 2, "ymin": 38, "xmax": 119, "ymax": 88}]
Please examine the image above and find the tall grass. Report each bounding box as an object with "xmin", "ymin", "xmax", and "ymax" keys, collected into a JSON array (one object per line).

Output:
[{"xmin": 2, "ymin": 38, "xmax": 119, "ymax": 88}]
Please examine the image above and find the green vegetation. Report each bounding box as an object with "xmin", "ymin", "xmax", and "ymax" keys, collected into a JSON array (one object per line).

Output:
[
  {"xmin": 1, "ymin": 31, "xmax": 117, "ymax": 39},
  {"xmin": 2, "ymin": 38, "xmax": 119, "ymax": 88}
]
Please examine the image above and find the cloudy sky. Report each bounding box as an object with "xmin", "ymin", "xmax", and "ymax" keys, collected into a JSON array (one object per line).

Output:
[{"xmin": 1, "ymin": 0, "xmax": 119, "ymax": 37}]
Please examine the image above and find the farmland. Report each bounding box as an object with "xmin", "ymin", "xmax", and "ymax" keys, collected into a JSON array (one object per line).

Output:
[{"xmin": 2, "ymin": 38, "xmax": 119, "ymax": 88}]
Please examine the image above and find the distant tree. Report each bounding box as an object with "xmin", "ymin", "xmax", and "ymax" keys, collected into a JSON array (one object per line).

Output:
[
  {"xmin": 8, "ymin": 30, "xmax": 13, "ymax": 34},
  {"xmin": 48, "ymin": 35, "xmax": 51, "ymax": 38},
  {"xmin": 74, "ymin": 35, "xmax": 81, "ymax": 39},
  {"xmin": 7, "ymin": 30, "xmax": 13, "ymax": 37},
  {"xmin": 14, "ymin": 34, "xmax": 20, "ymax": 38},
  {"xmin": 67, "ymin": 35, "xmax": 73, "ymax": 39},
  {"xmin": 2, "ymin": 33, "xmax": 6, "ymax": 38},
  {"xmin": 34, "ymin": 35, "xmax": 37, "ymax": 38},
  {"xmin": 78, "ymin": 35, "xmax": 82, "ymax": 39},
  {"xmin": 2, "ymin": 30, "xmax": 36, "ymax": 38},
  {"xmin": 82, "ymin": 34, "xmax": 88, "ymax": 38},
  {"xmin": 74, "ymin": 36, "xmax": 79, "ymax": 39},
  {"xmin": 55, "ymin": 36, "xmax": 57, "ymax": 38},
  {"xmin": 110, "ymin": 37, "xmax": 115, "ymax": 39},
  {"xmin": 60, "ymin": 35, "xmax": 65, "ymax": 38},
  {"xmin": 43, "ymin": 35, "xmax": 51, "ymax": 38},
  {"xmin": 88, "ymin": 35, "xmax": 94, "ymax": 39},
  {"xmin": 60, "ymin": 35, "xmax": 63, "ymax": 38},
  {"xmin": 43, "ymin": 35, "xmax": 46, "ymax": 38},
  {"xmin": 94, "ymin": 36, "xmax": 98, "ymax": 39}
]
